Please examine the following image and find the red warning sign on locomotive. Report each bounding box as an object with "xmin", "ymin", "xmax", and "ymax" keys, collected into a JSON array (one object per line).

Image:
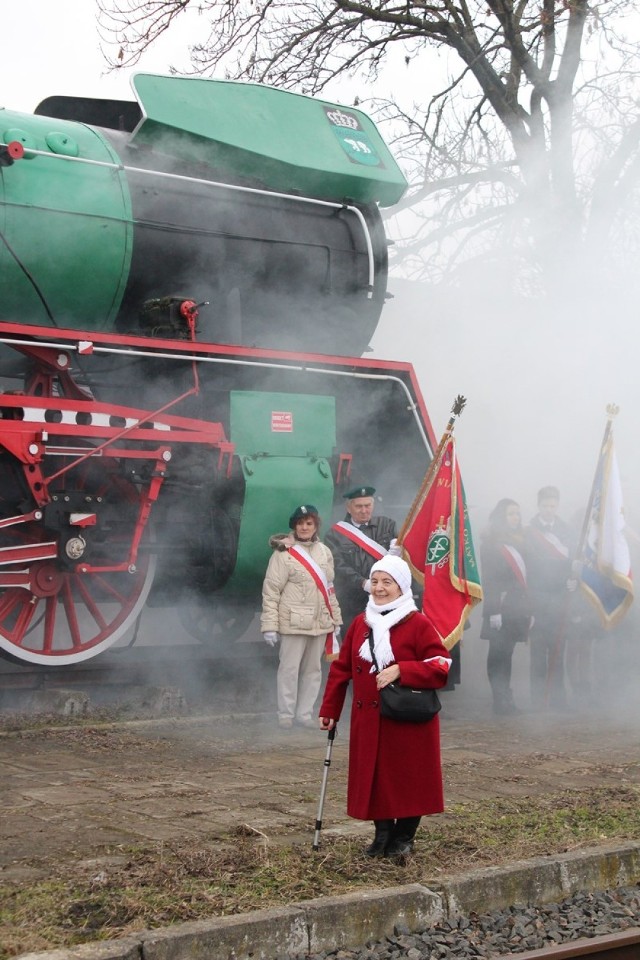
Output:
[{"xmin": 271, "ymin": 412, "xmax": 293, "ymax": 432}]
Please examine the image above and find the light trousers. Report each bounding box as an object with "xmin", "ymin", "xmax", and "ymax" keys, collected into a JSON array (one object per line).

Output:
[{"xmin": 277, "ymin": 632, "xmax": 325, "ymax": 722}]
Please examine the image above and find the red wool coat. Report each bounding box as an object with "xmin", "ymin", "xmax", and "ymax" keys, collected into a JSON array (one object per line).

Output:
[{"xmin": 319, "ymin": 610, "xmax": 450, "ymax": 821}]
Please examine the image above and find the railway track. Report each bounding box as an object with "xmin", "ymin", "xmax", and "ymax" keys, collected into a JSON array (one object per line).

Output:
[
  {"xmin": 0, "ymin": 597, "xmax": 264, "ymax": 707},
  {"xmin": 511, "ymin": 926, "xmax": 640, "ymax": 958},
  {"xmin": 0, "ymin": 640, "xmax": 255, "ymax": 683},
  {"xmin": 0, "ymin": 638, "xmax": 274, "ymax": 716}
]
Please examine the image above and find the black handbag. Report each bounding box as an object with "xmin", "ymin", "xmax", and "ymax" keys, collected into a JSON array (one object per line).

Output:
[{"xmin": 368, "ymin": 634, "xmax": 441, "ymax": 724}]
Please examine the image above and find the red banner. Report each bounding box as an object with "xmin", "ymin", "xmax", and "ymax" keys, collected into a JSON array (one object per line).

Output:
[{"xmin": 400, "ymin": 437, "xmax": 482, "ymax": 648}]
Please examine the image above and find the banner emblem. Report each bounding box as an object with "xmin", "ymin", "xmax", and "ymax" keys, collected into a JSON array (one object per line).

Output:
[{"xmin": 426, "ymin": 522, "xmax": 450, "ymax": 571}]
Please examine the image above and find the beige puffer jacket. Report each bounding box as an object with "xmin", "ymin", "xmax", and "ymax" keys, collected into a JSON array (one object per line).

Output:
[{"xmin": 260, "ymin": 535, "xmax": 342, "ymax": 636}]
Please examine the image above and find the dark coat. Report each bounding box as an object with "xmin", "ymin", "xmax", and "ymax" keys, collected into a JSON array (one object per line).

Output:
[
  {"xmin": 480, "ymin": 538, "xmax": 532, "ymax": 641},
  {"xmin": 525, "ymin": 516, "xmax": 573, "ymax": 616},
  {"xmin": 319, "ymin": 609, "xmax": 450, "ymax": 820},
  {"xmin": 324, "ymin": 514, "xmax": 397, "ymax": 629}
]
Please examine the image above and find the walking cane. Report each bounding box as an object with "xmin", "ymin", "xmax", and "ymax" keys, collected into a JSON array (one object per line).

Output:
[{"xmin": 312, "ymin": 724, "xmax": 337, "ymax": 851}]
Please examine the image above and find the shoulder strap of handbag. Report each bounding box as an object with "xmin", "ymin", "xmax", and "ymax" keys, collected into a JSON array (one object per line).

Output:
[{"xmin": 367, "ymin": 633, "xmax": 380, "ymax": 674}]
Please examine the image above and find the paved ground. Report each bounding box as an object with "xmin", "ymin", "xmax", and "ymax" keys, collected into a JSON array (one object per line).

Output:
[
  {"xmin": 2, "ymin": 679, "xmax": 640, "ymax": 883},
  {"xmin": 1, "ymin": 612, "xmax": 639, "ymax": 885}
]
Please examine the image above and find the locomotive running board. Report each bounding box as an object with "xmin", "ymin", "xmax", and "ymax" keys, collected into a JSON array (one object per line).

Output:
[{"xmin": 0, "ymin": 322, "xmax": 437, "ymax": 458}]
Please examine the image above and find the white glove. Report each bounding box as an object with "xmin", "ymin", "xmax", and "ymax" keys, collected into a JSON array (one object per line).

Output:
[
  {"xmin": 489, "ymin": 614, "xmax": 502, "ymax": 630},
  {"xmin": 388, "ymin": 538, "xmax": 403, "ymax": 557},
  {"xmin": 363, "ymin": 578, "xmax": 371, "ymax": 593},
  {"xmin": 263, "ymin": 631, "xmax": 280, "ymax": 647},
  {"xmin": 566, "ymin": 578, "xmax": 578, "ymax": 592}
]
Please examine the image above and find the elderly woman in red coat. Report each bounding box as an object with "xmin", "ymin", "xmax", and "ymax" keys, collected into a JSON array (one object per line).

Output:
[{"xmin": 319, "ymin": 554, "xmax": 451, "ymax": 859}]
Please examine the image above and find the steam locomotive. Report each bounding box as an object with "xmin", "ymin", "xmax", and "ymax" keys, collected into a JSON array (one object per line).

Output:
[{"xmin": 0, "ymin": 74, "xmax": 435, "ymax": 666}]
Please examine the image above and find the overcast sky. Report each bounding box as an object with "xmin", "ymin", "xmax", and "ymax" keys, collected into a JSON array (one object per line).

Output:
[{"xmin": 2, "ymin": 0, "xmax": 197, "ymax": 112}]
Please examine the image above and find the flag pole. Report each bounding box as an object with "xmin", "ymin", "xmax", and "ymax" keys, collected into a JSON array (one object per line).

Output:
[
  {"xmin": 545, "ymin": 403, "xmax": 619, "ymax": 702},
  {"xmin": 396, "ymin": 394, "xmax": 467, "ymax": 545},
  {"xmin": 575, "ymin": 403, "xmax": 619, "ymax": 564}
]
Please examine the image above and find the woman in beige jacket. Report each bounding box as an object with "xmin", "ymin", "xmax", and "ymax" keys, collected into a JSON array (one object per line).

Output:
[{"xmin": 261, "ymin": 504, "xmax": 342, "ymax": 729}]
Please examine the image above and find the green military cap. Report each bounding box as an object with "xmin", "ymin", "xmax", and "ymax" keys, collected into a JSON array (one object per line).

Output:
[
  {"xmin": 288, "ymin": 504, "xmax": 320, "ymax": 528},
  {"xmin": 343, "ymin": 485, "xmax": 376, "ymax": 499}
]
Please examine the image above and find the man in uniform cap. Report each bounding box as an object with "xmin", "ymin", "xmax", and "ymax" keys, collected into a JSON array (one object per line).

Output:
[{"xmin": 324, "ymin": 485, "xmax": 399, "ymax": 632}]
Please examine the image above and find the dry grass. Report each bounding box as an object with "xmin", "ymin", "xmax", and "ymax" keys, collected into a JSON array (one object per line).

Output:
[{"xmin": 2, "ymin": 785, "xmax": 639, "ymax": 958}]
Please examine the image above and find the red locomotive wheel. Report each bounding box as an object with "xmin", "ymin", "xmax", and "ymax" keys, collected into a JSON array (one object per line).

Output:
[
  {"xmin": 0, "ymin": 456, "xmax": 157, "ymax": 666},
  {"xmin": 0, "ymin": 553, "xmax": 156, "ymax": 666},
  {"xmin": 178, "ymin": 592, "xmax": 256, "ymax": 647}
]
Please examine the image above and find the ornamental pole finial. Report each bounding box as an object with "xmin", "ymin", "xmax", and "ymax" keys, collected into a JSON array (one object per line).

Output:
[{"xmin": 451, "ymin": 395, "xmax": 467, "ymax": 417}]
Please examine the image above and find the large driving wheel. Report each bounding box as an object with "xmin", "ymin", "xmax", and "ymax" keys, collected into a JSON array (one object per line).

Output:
[
  {"xmin": 0, "ymin": 460, "xmax": 156, "ymax": 666},
  {"xmin": 178, "ymin": 593, "xmax": 256, "ymax": 648}
]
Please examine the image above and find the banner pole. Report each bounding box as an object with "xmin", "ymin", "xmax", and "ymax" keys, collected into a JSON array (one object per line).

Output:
[
  {"xmin": 396, "ymin": 394, "xmax": 467, "ymax": 545},
  {"xmin": 575, "ymin": 403, "xmax": 618, "ymax": 564},
  {"xmin": 546, "ymin": 404, "xmax": 621, "ymax": 699}
]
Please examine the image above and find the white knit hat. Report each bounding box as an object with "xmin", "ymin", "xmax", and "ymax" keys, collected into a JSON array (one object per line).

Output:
[{"xmin": 369, "ymin": 555, "xmax": 412, "ymax": 595}]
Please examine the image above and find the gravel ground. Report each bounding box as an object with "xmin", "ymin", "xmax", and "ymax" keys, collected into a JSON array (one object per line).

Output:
[{"xmin": 299, "ymin": 884, "xmax": 640, "ymax": 958}]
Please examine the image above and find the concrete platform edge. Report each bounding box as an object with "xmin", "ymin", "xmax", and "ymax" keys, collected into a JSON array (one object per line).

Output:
[{"xmin": 15, "ymin": 841, "xmax": 640, "ymax": 960}]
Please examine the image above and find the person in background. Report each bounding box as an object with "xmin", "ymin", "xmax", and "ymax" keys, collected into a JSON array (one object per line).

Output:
[
  {"xmin": 319, "ymin": 555, "xmax": 451, "ymax": 860},
  {"xmin": 261, "ymin": 505, "xmax": 342, "ymax": 730},
  {"xmin": 564, "ymin": 586, "xmax": 599, "ymax": 703},
  {"xmin": 480, "ymin": 499, "xmax": 532, "ymax": 716},
  {"xmin": 526, "ymin": 486, "xmax": 575, "ymax": 710},
  {"xmin": 324, "ymin": 485, "xmax": 399, "ymax": 632},
  {"xmin": 563, "ymin": 507, "xmax": 597, "ymax": 705}
]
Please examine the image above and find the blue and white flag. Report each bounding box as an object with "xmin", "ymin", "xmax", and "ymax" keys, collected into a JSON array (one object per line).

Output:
[{"xmin": 579, "ymin": 427, "xmax": 633, "ymax": 627}]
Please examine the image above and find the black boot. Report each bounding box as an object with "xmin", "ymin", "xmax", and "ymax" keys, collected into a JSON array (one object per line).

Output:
[
  {"xmin": 386, "ymin": 817, "xmax": 421, "ymax": 858},
  {"xmin": 364, "ymin": 819, "xmax": 393, "ymax": 857}
]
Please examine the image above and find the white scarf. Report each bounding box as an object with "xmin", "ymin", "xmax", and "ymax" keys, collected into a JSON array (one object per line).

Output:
[{"xmin": 359, "ymin": 591, "xmax": 417, "ymax": 673}]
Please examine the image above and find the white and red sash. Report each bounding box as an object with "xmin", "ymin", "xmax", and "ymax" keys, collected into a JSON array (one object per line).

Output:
[
  {"xmin": 288, "ymin": 545, "xmax": 340, "ymax": 660},
  {"xmin": 501, "ymin": 544, "xmax": 527, "ymax": 586},
  {"xmin": 530, "ymin": 526, "xmax": 570, "ymax": 560},
  {"xmin": 331, "ymin": 520, "xmax": 386, "ymax": 560}
]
